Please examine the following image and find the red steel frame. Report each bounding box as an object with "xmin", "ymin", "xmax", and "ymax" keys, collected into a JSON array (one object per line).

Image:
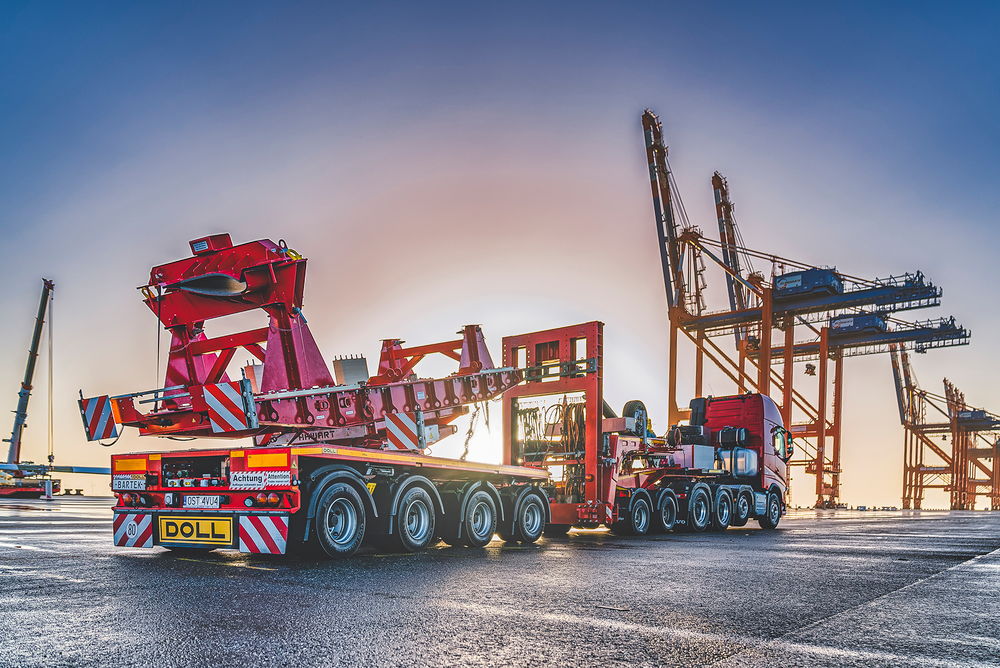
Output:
[{"xmin": 500, "ymin": 321, "xmax": 604, "ymax": 526}]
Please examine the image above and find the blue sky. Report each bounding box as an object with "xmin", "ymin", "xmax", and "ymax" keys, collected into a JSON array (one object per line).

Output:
[{"xmin": 1, "ymin": 1, "xmax": 997, "ymax": 505}]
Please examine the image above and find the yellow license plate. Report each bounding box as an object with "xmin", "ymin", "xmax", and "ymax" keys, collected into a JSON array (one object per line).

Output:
[{"xmin": 158, "ymin": 516, "xmax": 233, "ymax": 546}]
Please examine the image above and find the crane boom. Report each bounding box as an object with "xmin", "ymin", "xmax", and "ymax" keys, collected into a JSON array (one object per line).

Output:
[
  {"xmin": 642, "ymin": 109, "xmax": 685, "ymax": 310},
  {"xmin": 712, "ymin": 172, "xmax": 748, "ymax": 313},
  {"xmin": 4, "ymin": 279, "xmax": 54, "ymax": 465}
]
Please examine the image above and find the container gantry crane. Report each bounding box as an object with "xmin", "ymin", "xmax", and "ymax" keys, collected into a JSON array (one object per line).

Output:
[
  {"xmin": 642, "ymin": 108, "xmax": 970, "ymax": 507},
  {"xmin": 891, "ymin": 344, "xmax": 1000, "ymax": 509}
]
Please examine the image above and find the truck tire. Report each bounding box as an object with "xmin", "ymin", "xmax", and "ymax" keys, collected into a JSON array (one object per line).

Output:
[
  {"xmin": 611, "ymin": 495, "xmax": 651, "ymax": 536},
  {"xmin": 543, "ymin": 523, "xmax": 571, "ymax": 537},
  {"xmin": 686, "ymin": 487, "xmax": 711, "ymax": 532},
  {"xmin": 654, "ymin": 493, "xmax": 678, "ymax": 532},
  {"xmin": 389, "ymin": 486, "xmax": 437, "ymax": 552},
  {"xmin": 461, "ymin": 490, "xmax": 498, "ymax": 548},
  {"xmin": 314, "ymin": 482, "xmax": 367, "ymax": 558},
  {"xmin": 500, "ymin": 491, "xmax": 546, "ymax": 544},
  {"xmin": 710, "ymin": 490, "xmax": 732, "ymax": 531},
  {"xmin": 731, "ymin": 492, "xmax": 752, "ymax": 527},
  {"xmin": 757, "ymin": 491, "xmax": 782, "ymax": 530}
]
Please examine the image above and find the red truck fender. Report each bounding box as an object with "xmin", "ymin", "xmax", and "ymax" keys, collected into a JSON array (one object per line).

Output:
[{"xmin": 302, "ymin": 465, "xmax": 379, "ymax": 543}]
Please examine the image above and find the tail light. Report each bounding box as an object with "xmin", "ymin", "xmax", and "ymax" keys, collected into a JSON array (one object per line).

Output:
[
  {"xmin": 120, "ymin": 493, "xmax": 133, "ymax": 505},
  {"xmin": 255, "ymin": 492, "xmax": 268, "ymax": 506},
  {"xmin": 266, "ymin": 493, "xmax": 280, "ymax": 507}
]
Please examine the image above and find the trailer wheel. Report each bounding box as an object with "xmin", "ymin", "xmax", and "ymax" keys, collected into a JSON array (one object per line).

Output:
[
  {"xmin": 757, "ymin": 491, "xmax": 782, "ymax": 530},
  {"xmin": 501, "ymin": 492, "xmax": 546, "ymax": 544},
  {"xmin": 461, "ymin": 490, "xmax": 498, "ymax": 548},
  {"xmin": 710, "ymin": 490, "xmax": 733, "ymax": 531},
  {"xmin": 686, "ymin": 487, "xmax": 711, "ymax": 532},
  {"xmin": 390, "ymin": 486, "xmax": 437, "ymax": 552},
  {"xmin": 731, "ymin": 492, "xmax": 752, "ymax": 527},
  {"xmin": 654, "ymin": 493, "xmax": 678, "ymax": 532},
  {"xmin": 314, "ymin": 482, "xmax": 367, "ymax": 558},
  {"xmin": 611, "ymin": 495, "xmax": 651, "ymax": 536}
]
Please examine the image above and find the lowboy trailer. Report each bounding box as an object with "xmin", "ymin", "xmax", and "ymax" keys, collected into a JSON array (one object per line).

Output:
[{"xmin": 83, "ymin": 234, "xmax": 550, "ymax": 557}]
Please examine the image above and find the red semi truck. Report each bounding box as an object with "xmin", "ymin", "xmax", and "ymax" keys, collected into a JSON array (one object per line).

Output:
[
  {"xmin": 502, "ymin": 322, "xmax": 791, "ymax": 536},
  {"xmin": 82, "ymin": 236, "xmax": 790, "ymax": 559}
]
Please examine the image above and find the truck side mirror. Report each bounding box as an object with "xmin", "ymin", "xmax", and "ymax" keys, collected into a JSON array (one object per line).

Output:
[{"xmin": 785, "ymin": 437, "xmax": 795, "ymax": 461}]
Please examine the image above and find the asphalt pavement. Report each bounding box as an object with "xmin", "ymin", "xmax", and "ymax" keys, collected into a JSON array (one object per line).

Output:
[{"xmin": 0, "ymin": 497, "xmax": 998, "ymax": 667}]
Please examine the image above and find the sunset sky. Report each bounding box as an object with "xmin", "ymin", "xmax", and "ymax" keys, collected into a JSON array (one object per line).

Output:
[{"xmin": 2, "ymin": 2, "xmax": 998, "ymax": 506}]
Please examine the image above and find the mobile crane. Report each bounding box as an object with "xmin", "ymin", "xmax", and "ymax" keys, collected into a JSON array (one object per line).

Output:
[{"xmin": 1, "ymin": 279, "xmax": 61, "ymax": 498}]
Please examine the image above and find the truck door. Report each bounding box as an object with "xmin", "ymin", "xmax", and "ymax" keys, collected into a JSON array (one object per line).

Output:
[{"xmin": 763, "ymin": 421, "xmax": 790, "ymax": 492}]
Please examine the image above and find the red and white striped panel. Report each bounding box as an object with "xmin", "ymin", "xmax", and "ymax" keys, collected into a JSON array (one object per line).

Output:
[
  {"xmin": 80, "ymin": 395, "xmax": 119, "ymax": 441},
  {"xmin": 238, "ymin": 515, "xmax": 288, "ymax": 554},
  {"xmin": 113, "ymin": 512, "xmax": 153, "ymax": 548},
  {"xmin": 384, "ymin": 412, "xmax": 420, "ymax": 450},
  {"xmin": 204, "ymin": 380, "xmax": 257, "ymax": 433}
]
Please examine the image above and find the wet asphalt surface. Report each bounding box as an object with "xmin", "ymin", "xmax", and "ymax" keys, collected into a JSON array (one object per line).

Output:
[{"xmin": 0, "ymin": 498, "xmax": 998, "ymax": 667}]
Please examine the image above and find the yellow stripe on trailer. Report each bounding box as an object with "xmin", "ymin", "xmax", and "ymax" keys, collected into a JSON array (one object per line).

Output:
[
  {"xmin": 114, "ymin": 458, "xmax": 147, "ymax": 472},
  {"xmin": 247, "ymin": 452, "xmax": 289, "ymax": 468}
]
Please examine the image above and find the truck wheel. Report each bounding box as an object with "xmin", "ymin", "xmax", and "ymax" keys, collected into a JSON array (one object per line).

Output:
[
  {"xmin": 611, "ymin": 495, "xmax": 651, "ymax": 536},
  {"xmin": 654, "ymin": 493, "xmax": 678, "ymax": 532},
  {"xmin": 686, "ymin": 487, "xmax": 711, "ymax": 532},
  {"xmin": 390, "ymin": 486, "xmax": 437, "ymax": 552},
  {"xmin": 731, "ymin": 492, "xmax": 751, "ymax": 527},
  {"xmin": 501, "ymin": 492, "xmax": 546, "ymax": 544},
  {"xmin": 543, "ymin": 523, "xmax": 571, "ymax": 537},
  {"xmin": 710, "ymin": 490, "xmax": 732, "ymax": 531},
  {"xmin": 757, "ymin": 491, "xmax": 782, "ymax": 530},
  {"xmin": 461, "ymin": 490, "xmax": 498, "ymax": 548},
  {"xmin": 314, "ymin": 482, "xmax": 367, "ymax": 558}
]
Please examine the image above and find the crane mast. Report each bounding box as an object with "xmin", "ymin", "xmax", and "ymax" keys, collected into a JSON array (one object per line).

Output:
[
  {"xmin": 5, "ymin": 279, "xmax": 54, "ymax": 465},
  {"xmin": 712, "ymin": 172, "xmax": 748, "ymax": 313},
  {"xmin": 642, "ymin": 109, "xmax": 686, "ymax": 311}
]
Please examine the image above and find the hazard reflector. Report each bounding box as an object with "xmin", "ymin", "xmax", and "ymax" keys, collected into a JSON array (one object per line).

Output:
[
  {"xmin": 238, "ymin": 515, "xmax": 289, "ymax": 554},
  {"xmin": 203, "ymin": 380, "xmax": 258, "ymax": 434},
  {"xmin": 79, "ymin": 395, "xmax": 119, "ymax": 441},
  {"xmin": 384, "ymin": 412, "xmax": 420, "ymax": 450},
  {"xmin": 113, "ymin": 512, "xmax": 153, "ymax": 548}
]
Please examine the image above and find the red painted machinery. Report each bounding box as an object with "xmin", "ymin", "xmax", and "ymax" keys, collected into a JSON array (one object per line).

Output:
[
  {"xmin": 502, "ymin": 321, "xmax": 791, "ymax": 535},
  {"xmin": 80, "ymin": 234, "xmax": 549, "ymax": 557}
]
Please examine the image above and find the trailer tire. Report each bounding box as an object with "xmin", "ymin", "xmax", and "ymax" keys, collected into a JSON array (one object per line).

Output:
[
  {"xmin": 500, "ymin": 491, "xmax": 546, "ymax": 544},
  {"xmin": 710, "ymin": 490, "xmax": 733, "ymax": 531},
  {"xmin": 654, "ymin": 492, "xmax": 678, "ymax": 532},
  {"xmin": 757, "ymin": 491, "xmax": 782, "ymax": 530},
  {"xmin": 543, "ymin": 523, "xmax": 571, "ymax": 537},
  {"xmin": 686, "ymin": 487, "xmax": 711, "ymax": 532},
  {"xmin": 731, "ymin": 492, "xmax": 752, "ymax": 527},
  {"xmin": 461, "ymin": 490, "xmax": 498, "ymax": 548},
  {"xmin": 314, "ymin": 482, "xmax": 367, "ymax": 558},
  {"xmin": 611, "ymin": 494, "xmax": 651, "ymax": 536},
  {"xmin": 389, "ymin": 486, "xmax": 437, "ymax": 552}
]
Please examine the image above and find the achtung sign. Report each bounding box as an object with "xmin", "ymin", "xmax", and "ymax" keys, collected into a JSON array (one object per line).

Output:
[{"xmin": 158, "ymin": 516, "xmax": 233, "ymax": 546}]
